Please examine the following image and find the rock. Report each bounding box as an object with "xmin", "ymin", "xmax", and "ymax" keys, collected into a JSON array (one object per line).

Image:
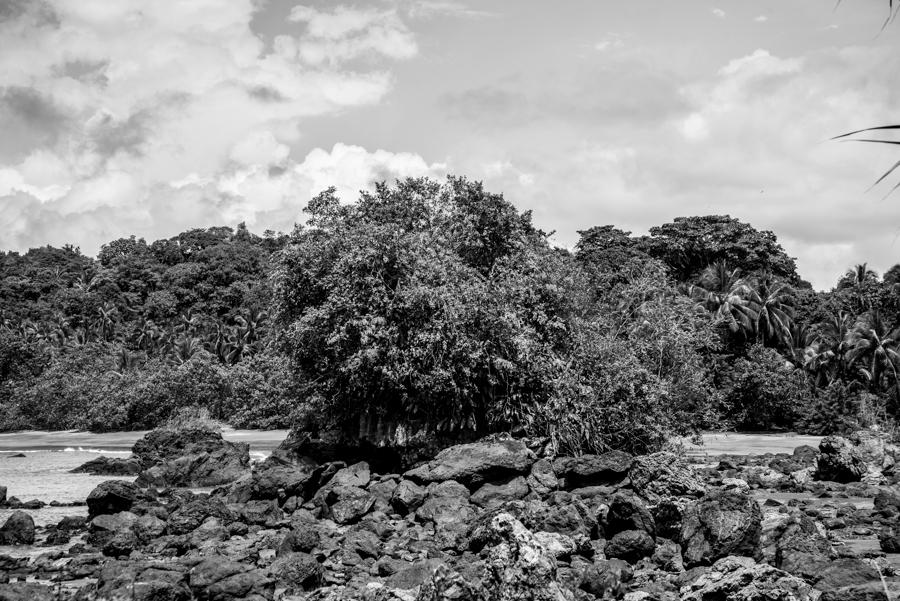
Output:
[
  {"xmin": 471, "ymin": 476, "xmax": 530, "ymax": 508},
  {"xmin": 416, "ymin": 480, "xmax": 476, "ymax": 550},
  {"xmin": 241, "ymin": 499, "xmax": 283, "ymax": 526},
  {"xmin": 629, "ymin": 451, "xmax": 705, "ymax": 503},
  {"xmin": 71, "ymin": 456, "xmax": 142, "ymax": 476},
  {"xmin": 326, "ymin": 486, "xmax": 374, "ymax": 525},
  {"xmin": 479, "ymin": 512, "xmax": 574, "ymax": 600},
  {"xmin": 329, "ymin": 461, "xmax": 371, "ymax": 488},
  {"xmin": 93, "ymin": 560, "xmax": 191, "ymax": 601},
  {"xmin": 819, "ymin": 583, "xmax": 889, "ymax": 601},
  {"xmin": 269, "ymin": 552, "xmax": 323, "ymax": 591},
  {"xmin": 680, "ymin": 489, "xmax": 762, "ymax": 568},
  {"xmin": 385, "ymin": 558, "xmax": 446, "ymax": 590},
  {"xmin": 86, "ymin": 480, "xmax": 141, "ymax": 518},
  {"xmin": 527, "ymin": 459, "xmax": 559, "ymax": 495},
  {"xmin": 880, "ymin": 528, "xmax": 900, "ymax": 552},
  {"xmin": 133, "ymin": 427, "xmax": 250, "ymax": 488},
  {"xmin": 102, "ymin": 529, "xmax": 139, "ymax": 557},
  {"xmin": 552, "ymin": 451, "xmax": 632, "ymax": 488},
  {"xmin": 0, "ymin": 511, "xmax": 34, "ymax": 545},
  {"xmin": 416, "ymin": 563, "xmax": 482, "ymax": 600},
  {"xmin": 278, "ymin": 520, "xmax": 320, "ymax": 555},
  {"xmin": 245, "ymin": 457, "xmax": 318, "ymax": 501},
  {"xmin": 168, "ymin": 497, "xmax": 235, "ymax": 535},
  {"xmin": 607, "ymin": 491, "xmax": 655, "ymax": 537},
  {"xmin": 391, "ymin": 479, "xmax": 427, "ymax": 516},
  {"xmin": 578, "ymin": 559, "xmax": 633, "ymax": 599},
  {"xmin": 680, "ymin": 556, "xmax": 816, "ymax": 601},
  {"xmin": 405, "ymin": 438, "xmax": 536, "ymax": 487},
  {"xmin": 816, "ymin": 435, "xmax": 868, "ymax": 483},
  {"xmin": 0, "ymin": 583, "xmax": 57, "ymax": 600},
  {"xmin": 651, "ymin": 538, "xmax": 684, "ymax": 572},
  {"xmin": 0, "ymin": 486, "xmax": 6, "ymax": 504},
  {"xmin": 813, "ymin": 557, "xmax": 881, "ymax": 592},
  {"xmin": 188, "ymin": 556, "xmax": 274, "ymax": 601},
  {"xmin": 773, "ymin": 526, "xmax": 834, "ymax": 581},
  {"xmin": 605, "ymin": 529, "xmax": 656, "ymax": 563}
]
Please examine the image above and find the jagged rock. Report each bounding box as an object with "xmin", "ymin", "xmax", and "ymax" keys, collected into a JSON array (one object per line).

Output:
[
  {"xmin": 168, "ymin": 497, "xmax": 235, "ymax": 535},
  {"xmin": 326, "ymin": 486, "xmax": 374, "ymax": 525},
  {"xmin": 329, "ymin": 462, "xmax": 371, "ymax": 488},
  {"xmin": 816, "ymin": 435, "xmax": 868, "ymax": 483},
  {"xmin": 527, "ymin": 459, "xmax": 559, "ymax": 495},
  {"xmin": 680, "ymin": 556, "xmax": 816, "ymax": 601},
  {"xmin": 774, "ymin": 527, "xmax": 834, "ymax": 581},
  {"xmin": 651, "ymin": 538, "xmax": 684, "ymax": 572},
  {"xmin": 471, "ymin": 476, "xmax": 530, "ymax": 508},
  {"xmin": 71, "ymin": 456, "xmax": 142, "ymax": 476},
  {"xmin": 0, "ymin": 511, "xmax": 34, "ymax": 545},
  {"xmin": 391, "ymin": 479, "xmax": 427, "ymax": 516},
  {"xmin": 416, "ymin": 480, "xmax": 476, "ymax": 550},
  {"xmin": 269, "ymin": 552, "xmax": 323, "ymax": 591},
  {"xmin": 879, "ymin": 528, "xmax": 900, "ymax": 552},
  {"xmin": 244, "ymin": 455, "xmax": 319, "ymax": 501},
  {"xmin": 578, "ymin": 559, "xmax": 632, "ymax": 599},
  {"xmin": 629, "ymin": 451, "xmax": 705, "ymax": 503},
  {"xmin": 405, "ymin": 439, "xmax": 536, "ymax": 487},
  {"xmin": 552, "ymin": 451, "xmax": 632, "ymax": 488},
  {"xmin": 133, "ymin": 428, "xmax": 250, "ymax": 488},
  {"xmin": 607, "ymin": 491, "xmax": 655, "ymax": 537},
  {"xmin": 188, "ymin": 556, "xmax": 274, "ymax": 601},
  {"xmin": 86, "ymin": 480, "xmax": 141, "ymax": 518},
  {"xmin": 680, "ymin": 489, "xmax": 762, "ymax": 568},
  {"xmin": 479, "ymin": 512, "xmax": 574, "ymax": 600},
  {"xmin": 240, "ymin": 499, "xmax": 283, "ymax": 526},
  {"xmin": 416, "ymin": 563, "xmax": 482, "ymax": 600},
  {"xmin": 812, "ymin": 557, "xmax": 881, "ymax": 593},
  {"xmin": 0, "ymin": 486, "xmax": 5, "ymax": 504}
]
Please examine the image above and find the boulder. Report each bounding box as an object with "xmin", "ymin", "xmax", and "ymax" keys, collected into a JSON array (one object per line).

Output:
[
  {"xmin": 325, "ymin": 486, "xmax": 374, "ymax": 525},
  {"xmin": 70, "ymin": 456, "xmax": 142, "ymax": 476},
  {"xmin": 629, "ymin": 451, "xmax": 705, "ymax": 503},
  {"xmin": 405, "ymin": 439, "xmax": 536, "ymax": 487},
  {"xmin": 0, "ymin": 583, "xmax": 57, "ymax": 601},
  {"xmin": 93, "ymin": 560, "xmax": 191, "ymax": 601},
  {"xmin": 552, "ymin": 451, "xmax": 632, "ymax": 488},
  {"xmin": 167, "ymin": 497, "xmax": 235, "ymax": 535},
  {"xmin": 133, "ymin": 428, "xmax": 250, "ymax": 488},
  {"xmin": 241, "ymin": 499, "xmax": 283, "ymax": 526},
  {"xmin": 816, "ymin": 435, "xmax": 868, "ymax": 483},
  {"xmin": 471, "ymin": 476, "xmax": 530, "ymax": 508},
  {"xmin": 0, "ymin": 511, "xmax": 34, "ymax": 545},
  {"xmin": 391, "ymin": 479, "xmax": 427, "ymax": 516},
  {"xmin": 527, "ymin": 459, "xmax": 559, "ymax": 495},
  {"xmin": 244, "ymin": 457, "xmax": 318, "ymax": 501},
  {"xmin": 680, "ymin": 489, "xmax": 762, "ymax": 568},
  {"xmin": 605, "ymin": 529, "xmax": 656, "ymax": 563},
  {"xmin": 188, "ymin": 556, "xmax": 274, "ymax": 601},
  {"xmin": 606, "ymin": 491, "xmax": 655, "ymax": 537},
  {"xmin": 86, "ymin": 480, "xmax": 141, "ymax": 519},
  {"xmin": 416, "ymin": 480, "xmax": 476, "ymax": 550},
  {"xmin": 578, "ymin": 558, "xmax": 632, "ymax": 599},
  {"xmin": 680, "ymin": 556, "xmax": 816, "ymax": 601},
  {"xmin": 268, "ymin": 552, "xmax": 323, "ymax": 591},
  {"xmin": 813, "ymin": 557, "xmax": 881, "ymax": 593},
  {"xmin": 479, "ymin": 512, "xmax": 574, "ymax": 601}
]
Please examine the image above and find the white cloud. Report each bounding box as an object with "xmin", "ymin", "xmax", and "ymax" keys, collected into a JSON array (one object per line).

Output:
[
  {"xmin": 712, "ymin": 8, "xmax": 726, "ymax": 18},
  {"xmin": 0, "ymin": 0, "xmax": 435, "ymax": 253},
  {"xmin": 754, "ymin": 15, "xmax": 769, "ymax": 23}
]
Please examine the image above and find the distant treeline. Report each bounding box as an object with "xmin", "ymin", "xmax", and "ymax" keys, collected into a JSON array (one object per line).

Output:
[{"xmin": 2, "ymin": 176, "xmax": 899, "ymax": 453}]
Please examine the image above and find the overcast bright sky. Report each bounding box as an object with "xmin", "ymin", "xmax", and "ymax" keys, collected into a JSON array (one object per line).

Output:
[{"xmin": 1, "ymin": 0, "xmax": 899, "ymax": 288}]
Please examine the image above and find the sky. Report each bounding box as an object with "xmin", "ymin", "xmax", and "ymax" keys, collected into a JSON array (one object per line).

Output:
[{"xmin": 1, "ymin": 0, "xmax": 899, "ymax": 289}]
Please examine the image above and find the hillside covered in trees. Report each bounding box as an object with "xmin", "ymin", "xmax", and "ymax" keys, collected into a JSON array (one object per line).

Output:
[{"xmin": 2, "ymin": 177, "xmax": 899, "ymax": 453}]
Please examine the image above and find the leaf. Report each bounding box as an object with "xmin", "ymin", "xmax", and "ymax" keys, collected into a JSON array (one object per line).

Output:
[{"xmin": 831, "ymin": 125, "xmax": 900, "ymax": 140}]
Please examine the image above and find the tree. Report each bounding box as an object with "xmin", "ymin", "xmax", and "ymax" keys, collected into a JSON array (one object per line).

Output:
[
  {"xmin": 642, "ymin": 215, "xmax": 799, "ymax": 283},
  {"xmin": 846, "ymin": 310, "xmax": 900, "ymax": 396},
  {"xmin": 748, "ymin": 272, "xmax": 795, "ymax": 347},
  {"xmin": 272, "ymin": 176, "xmax": 581, "ymax": 440},
  {"xmin": 689, "ymin": 261, "xmax": 758, "ymax": 338}
]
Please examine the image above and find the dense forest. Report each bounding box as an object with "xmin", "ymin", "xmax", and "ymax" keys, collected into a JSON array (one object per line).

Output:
[{"xmin": 2, "ymin": 176, "xmax": 899, "ymax": 454}]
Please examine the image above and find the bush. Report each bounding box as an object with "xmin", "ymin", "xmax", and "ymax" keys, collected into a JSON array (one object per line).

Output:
[
  {"xmin": 796, "ymin": 380, "xmax": 894, "ymax": 435},
  {"xmin": 220, "ymin": 351, "xmax": 301, "ymax": 429},
  {"xmin": 721, "ymin": 344, "xmax": 811, "ymax": 430}
]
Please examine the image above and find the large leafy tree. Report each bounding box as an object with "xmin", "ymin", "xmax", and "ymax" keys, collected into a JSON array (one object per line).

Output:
[
  {"xmin": 642, "ymin": 215, "xmax": 799, "ymax": 283},
  {"xmin": 689, "ymin": 261, "xmax": 758, "ymax": 338},
  {"xmin": 272, "ymin": 176, "xmax": 584, "ymax": 439}
]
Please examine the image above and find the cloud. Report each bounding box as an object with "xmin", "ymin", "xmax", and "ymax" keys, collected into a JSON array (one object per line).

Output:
[
  {"xmin": 0, "ymin": 0, "xmax": 434, "ymax": 254},
  {"xmin": 712, "ymin": 8, "xmax": 726, "ymax": 18},
  {"xmin": 288, "ymin": 4, "xmax": 418, "ymax": 66},
  {"xmin": 754, "ymin": 15, "xmax": 768, "ymax": 23}
]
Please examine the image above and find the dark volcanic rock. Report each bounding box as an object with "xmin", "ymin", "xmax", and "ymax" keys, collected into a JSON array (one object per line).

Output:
[
  {"xmin": 680, "ymin": 488, "xmax": 762, "ymax": 567},
  {"xmin": 268, "ymin": 552, "xmax": 323, "ymax": 591},
  {"xmin": 71, "ymin": 455, "xmax": 141, "ymax": 476},
  {"xmin": 93, "ymin": 560, "xmax": 191, "ymax": 601},
  {"xmin": 605, "ymin": 529, "xmax": 656, "ymax": 563},
  {"xmin": 816, "ymin": 435, "xmax": 868, "ymax": 483},
  {"xmin": 606, "ymin": 491, "xmax": 655, "ymax": 537},
  {"xmin": 86, "ymin": 480, "xmax": 141, "ymax": 519},
  {"xmin": 391, "ymin": 479, "xmax": 427, "ymax": 516},
  {"xmin": 578, "ymin": 558, "xmax": 633, "ymax": 599},
  {"xmin": 188, "ymin": 556, "xmax": 274, "ymax": 601},
  {"xmin": 552, "ymin": 450, "xmax": 632, "ymax": 488},
  {"xmin": 134, "ymin": 428, "xmax": 250, "ymax": 488},
  {"xmin": 0, "ymin": 511, "xmax": 34, "ymax": 545},
  {"xmin": 630, "ymin": 451, "xmax": 705, "ymax": 503},
  {"xmin": 405, "ymin": 438, "xmax": 536, "ymax": 487},
  {"xmin": 0, "ymin": 582, "xmax": 57, "ymax": 601},
  {"xmin": 680, "ymin": 556, "xmax": 816, "ymax": 601}
]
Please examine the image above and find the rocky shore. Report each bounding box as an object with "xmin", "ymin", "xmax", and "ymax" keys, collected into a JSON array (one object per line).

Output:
[{"xmin": 1, "ymin": 428, "xmax": 900, "ymax": 600}]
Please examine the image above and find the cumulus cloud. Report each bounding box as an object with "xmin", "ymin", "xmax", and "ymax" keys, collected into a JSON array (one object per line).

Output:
[
  {"xmin": 0, "ymin": 0, "xmax": 439, "ymax": 254},
  {"xmin": 712, "ymin": 8, "xmax": 726, "ymax": 18}
]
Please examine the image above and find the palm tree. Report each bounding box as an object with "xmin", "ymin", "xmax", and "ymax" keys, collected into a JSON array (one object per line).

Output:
[
  {"xmin": 747, "ymin": 272, "xmax": 794, "ymax": 347},
  {"xmin": 846, "ymin": 310, "xmax": 900, "ymax": 396},
  {"xmin": 169, "ymin": 336, "xmax": 202, "ymax": 366},
  {"xmin": 688, "ymin": 261, "xmax": 757, "ymax": 337}
]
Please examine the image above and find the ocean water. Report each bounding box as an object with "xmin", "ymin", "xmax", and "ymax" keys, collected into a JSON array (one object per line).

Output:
[{"xmin": 0, "ymin": 428, "xmax": 289, "ymax": 529}]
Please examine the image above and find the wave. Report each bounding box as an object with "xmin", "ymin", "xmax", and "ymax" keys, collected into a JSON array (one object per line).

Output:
[{"xmin": 61, "ymin": 447, "xmax": 132, "ymax": 454}]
